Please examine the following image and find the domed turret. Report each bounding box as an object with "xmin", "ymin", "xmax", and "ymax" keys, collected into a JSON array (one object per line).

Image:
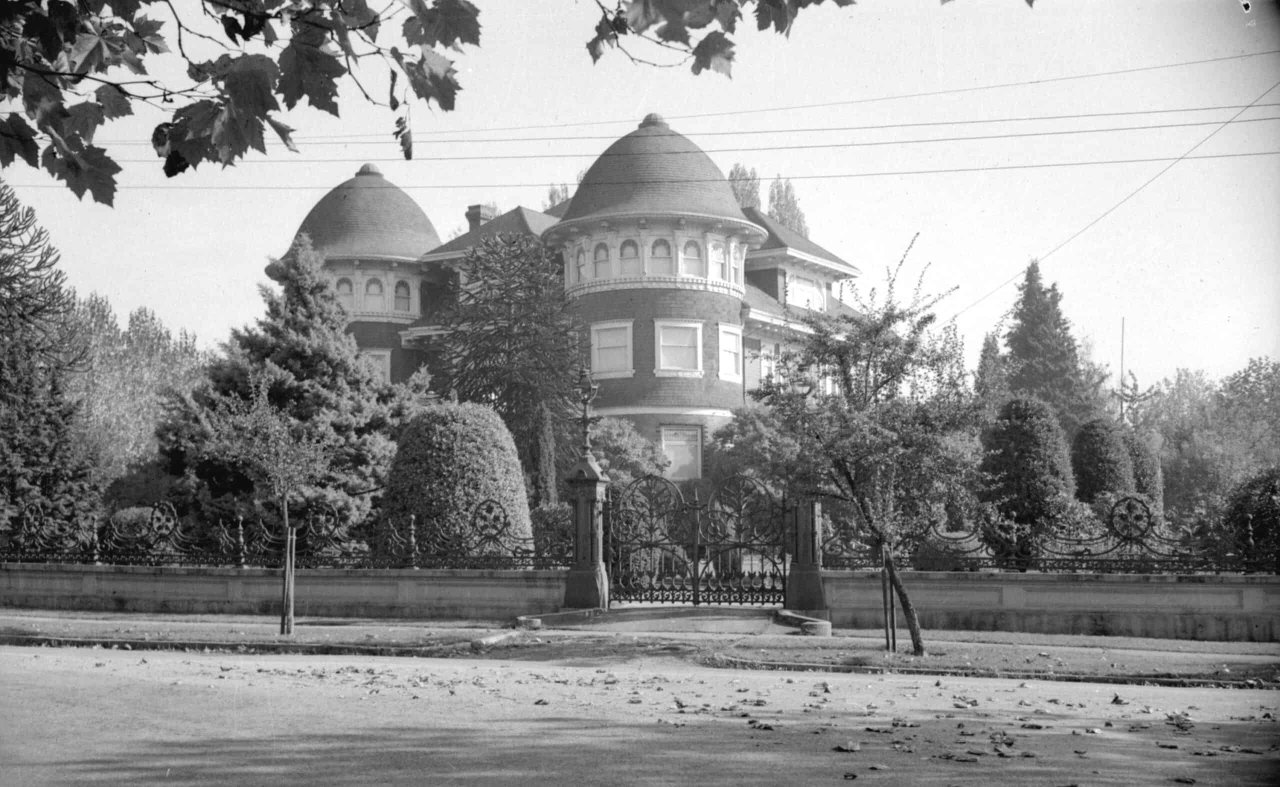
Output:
[
  {"xmin": 556, "ymin": 115, "xmax": 760, "ymax": 234},
  {"xmin": 292, "ymin": 164, "xmax": 440, "ymax": 261}
]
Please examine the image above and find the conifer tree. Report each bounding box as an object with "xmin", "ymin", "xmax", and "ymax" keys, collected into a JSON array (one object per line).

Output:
[
  {"xmin": 1071, "ymin": 418, "xmax": 1135, "ymax": 504},
  {"xmin": 434, "ymin": 234, "xmax": 585, "ymax": 508},
  {"xmin": 728, "ymin": 163, "xmax": 761, "ymax": 209},
  {"xmin": 1004, "ymin": 262, "xmax": 1101, "ymax": 438},
  {"xmin": 0, "ymin": 182, "xmax": 98, "ymax": 530},
  {"xmin": 157, "ymin": 237, "xmax": 429, "ymax": 533},
  {"xmin": 973, "ymin": 332, "xmax": 1010, "ymax": 420},
  {"xmin": 767, "ymin": 176, "xmax": 809, "ymax": 236}
]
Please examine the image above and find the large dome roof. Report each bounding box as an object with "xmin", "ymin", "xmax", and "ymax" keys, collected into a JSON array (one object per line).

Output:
[
  {"xmin": 292, "ymin": 164, "xmax": 440, "ymax": 261},
  {"xmin": 557, "ymin": 114, "xmax": 755, "ymax": 228}
]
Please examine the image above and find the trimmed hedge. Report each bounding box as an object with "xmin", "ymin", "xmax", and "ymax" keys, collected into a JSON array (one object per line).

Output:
[
  {"xmin": 980, "ymin": 398, "xmax": 1076, "ymax": 559},
  {"xmin": 1223, "ymin": 467, "xmax": 1279, "ymax": 563},
  {"xmin": 1071, "ymin": 418, "xmax": 1135, "ymax": 504},
  {"xmin": 382, "ymin": 403, "xmax": 531, "ymax": 550}
]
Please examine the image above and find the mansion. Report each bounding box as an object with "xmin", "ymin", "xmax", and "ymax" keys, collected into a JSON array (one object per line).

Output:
[{"xmin": 288, "ymin": 114, "xmax": 859, "ymax": 479}]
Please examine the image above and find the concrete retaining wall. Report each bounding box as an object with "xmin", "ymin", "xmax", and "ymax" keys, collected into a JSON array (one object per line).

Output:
[
  {"xmin": 821, "ymin": 570, "xmax": 1280, "ymax": 642},
  {"xmin": 0, "ymin": 563, "xmax": 568, "ymax": 620}
]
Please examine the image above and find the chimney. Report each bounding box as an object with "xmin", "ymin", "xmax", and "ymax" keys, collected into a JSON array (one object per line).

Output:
[{"xmin": 465, "ymin": 203, "xmax": 497, "ymax": 232}]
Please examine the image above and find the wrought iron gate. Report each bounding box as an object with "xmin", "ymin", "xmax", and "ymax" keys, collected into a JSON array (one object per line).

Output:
[{"xmin": 604, "ymin": 475, "xmax": 789, "ymax": 606}]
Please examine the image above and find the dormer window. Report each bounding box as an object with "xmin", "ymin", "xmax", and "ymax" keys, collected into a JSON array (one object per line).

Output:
[
  {"xmin": 649, "ymin": 239, "xmax": 673, "ymax": 276},
  {"xmin": 336, "ymin": 278, "xmax": 354, "ymax": 311},
  {"xmin": 619, "ymin": 240, "xmax": 641, "ymax": 276},
  {"xmin": 681, "ymin": 241, "xmax": 704, "ymax": 278},
  {"xmin": 394, "ymin": 281, "xmax": 411, "ymax": 312},
  {"xmin": 365, "ymin": 278, "xmax": 385, "ymax": 311},
  {"xmin": 593, "ymin": 243, "xmax": 611, "ymax": 280},
  {"xmin": 789, "ymin": 274, "xmax": 824, "ymax": 311}
]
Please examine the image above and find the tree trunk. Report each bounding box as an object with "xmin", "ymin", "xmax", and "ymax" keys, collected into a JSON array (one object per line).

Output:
[
  {"xmin": 885, "ymin": 554, "xmax": 925, "ymax": 656},
  {"xmin": 532, "ymin": 402, "xmax": 558, "ymax": 507},
  {"xmin": 280, "ymin": 496, "xmax": 295, "ymax": 636}
]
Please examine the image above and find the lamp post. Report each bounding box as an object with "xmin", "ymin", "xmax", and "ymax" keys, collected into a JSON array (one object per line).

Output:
[{"xmin": 576, "ymin": 366, "xmax": 599, "ymax": 457}]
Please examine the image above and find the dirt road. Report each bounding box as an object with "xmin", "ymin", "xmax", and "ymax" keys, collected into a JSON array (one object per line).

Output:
[{"xmin": 2, "ymin": 645, "xmax": 1276, "ymax": 785}]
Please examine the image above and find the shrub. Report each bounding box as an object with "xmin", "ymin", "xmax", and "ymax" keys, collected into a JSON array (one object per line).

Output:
[
  {"xmin": 382, "ymin": 403, "xmax": 531, "ymax": 552},
  {"xmin": 1071, "ymin": 418, "xmax": 1135, "ymax": 504},
  {"xmin": 1223, "ymin": 467, "xmax": 1280, "ymax": 567},
  {"xmin": 979, "ymin": 398, "xmax": 1076, "ymax": 560},
  {"xmin": 1124, "ymin": 428, "xmax": 1164, "ymax": 517}
]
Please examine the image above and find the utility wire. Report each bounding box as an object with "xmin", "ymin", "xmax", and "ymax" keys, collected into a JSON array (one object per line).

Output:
[
  {"xmin": 8, "ymin": 150, "xmax": 1278, "ymax": 192},
  {"xmin": 90, "ymin": 101, "xmax": 1280, "ymax": 147},
  {"xmin": 949, "ymin": 78, "xmax": 1280, "ymax": 320},
  {"xmin": 99, "ymin": 115, "xmax": 1280, "ymax": 164}
]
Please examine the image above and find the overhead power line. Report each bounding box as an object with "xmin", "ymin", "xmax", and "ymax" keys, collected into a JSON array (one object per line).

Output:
[
  {"xmin": 950, "ymin": 78, "xmax": 1280, "ymax": 320},
  {"xmin": 89, "ymin": 101, "xmax": 1280, "ymax": 147},
  {"xmin": 99, "ymin": 115, "xmax": 1280, "ymax": 164},
  {"xmin": 8, "ymin": 150, "xmax": 1278, "ymax": 192}
]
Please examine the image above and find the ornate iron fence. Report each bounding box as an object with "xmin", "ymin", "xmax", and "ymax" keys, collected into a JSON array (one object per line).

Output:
[
  {"xmin": 605, "ymin": 475, "xmax": 790, "ymax": 605},
  {"xmin": 823, "ymin": 496, "xmax": 1278, "ymax": 574},
  {"xmin": 0, "ymin": 499, "xmax": 571, "ymax": 570}
]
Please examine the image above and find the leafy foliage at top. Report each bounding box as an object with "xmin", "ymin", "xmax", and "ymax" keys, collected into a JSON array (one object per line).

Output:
[
  {"xmin": 727, "ymin": 162, "xmax": 760, "ymax": 209},
  {"xmin": 767, "ymin": 175, "xmax": 808, "ymax": 236},
  {"xmin": 979, "ymin": 397, "xmax": 1075, "ymax": 546},
  {"xmin": 1, "ymin": 1, "xmax": 1032, "ymax": 204},
  {"xmin": 1070, "ymin": 417, "xmax": 1134, "ymax": 504}
]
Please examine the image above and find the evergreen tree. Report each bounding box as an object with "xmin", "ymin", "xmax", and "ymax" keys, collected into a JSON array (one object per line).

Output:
[
  {"xmin": 0, "ymin": 182, "xmax": 98, "ymax": 529},
  {"xmin": 767, "ymin": 176, "xmax": 809, "ymax": 236},
  {"xmin": 980, "ymin": 397, "xmax": 1076, "ymax": 557},
  {"xmin": 1124, "ymin": 428, "xmax": 1164, "ymax": 515},
  {"xmin": 728, "ymin": 163, "xmax": 761, "ymax": 209},
  {"xmin": 973, "ymin": 331, "xmax": 1010, "ymax": 420},
  {"xmin": 1071, "ymin": 418, "xmax": 1135, "ymax": 504},
  {"xmin": 434, "ymin": 234, "xmax": 585, "ymax": 508},
  {"xmin": 157, "ymin": 237, "xmax": 429, "ymax": 533},
  {"xmin": 1003, "ymin": 262, "xmax": 1100, "ymax": 438}
]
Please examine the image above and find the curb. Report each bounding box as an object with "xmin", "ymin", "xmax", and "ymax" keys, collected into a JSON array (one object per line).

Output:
[
  {"xmin": 704, "ymin": 652, "xmax": 1277, "ymax": 689},
  {"xmin": 0, "ymin": 633, "xmax": 471, "ymax": 658}
]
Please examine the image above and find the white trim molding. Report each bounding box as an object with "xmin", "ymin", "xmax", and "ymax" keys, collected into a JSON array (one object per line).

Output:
[
  {"xmin": 590, "ymin": 319, "xmax": 635, "ymax": 379},
  {"xmin": 717, "ymin": 323, "xmax": 744, "ymax": 383},
  {"xmin": 653, "ymin": 319, "xmax": 703, "ymax": 377},
  {"xmin": 592, "ymin": 406, "xmax": 735, "ymax": 419}
]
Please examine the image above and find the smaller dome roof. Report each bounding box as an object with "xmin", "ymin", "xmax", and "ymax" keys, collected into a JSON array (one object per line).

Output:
[
  {"xmin": 292, "ymin": 165, "xmax": 440, "ymax": 261},
  {"xmin": 556, "ymin": 115, "xmax": 758, "ymax": 231}
]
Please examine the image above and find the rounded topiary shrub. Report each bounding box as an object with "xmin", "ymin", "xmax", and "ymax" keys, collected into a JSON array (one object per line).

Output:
[
  {"xmin": 1071, "ymin": 418, "xmax": 1135, "ymax": 504},
  {"xmin": 382, "ymin": 403, "xmax": 531, "ymax": 554},
  {"xmin": 1223, "ymin": 467, "xmax": 1280, "ymax": 567},
  {"xmin": 979, "ymin": 398, "xmax": 1075, "ymax": 560}
]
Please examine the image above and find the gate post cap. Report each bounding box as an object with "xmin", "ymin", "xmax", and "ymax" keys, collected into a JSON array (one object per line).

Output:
[{"xmin": 567, "ymin": 451, "xmax": 610, "ymax": 484}]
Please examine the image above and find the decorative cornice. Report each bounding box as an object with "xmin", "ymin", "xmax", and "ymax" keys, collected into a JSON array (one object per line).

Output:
[{"xmin": 568, "ymin": 276, "xmax": 744, "ymax": 299}]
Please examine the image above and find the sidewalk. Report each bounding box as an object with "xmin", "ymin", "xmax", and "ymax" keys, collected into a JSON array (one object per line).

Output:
[{"xmin": 1, "ymin": 607, "xmax": 1276, "ymax": 686}]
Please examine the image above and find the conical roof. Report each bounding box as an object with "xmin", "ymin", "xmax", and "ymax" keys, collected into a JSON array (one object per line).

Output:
[
  {"xmin": 292, "ymin": 164, "xmax": 440, "ymax": 261},
  {"xmin": 557, "ymin": 114, "xmax": 757, "ymax": 230}
]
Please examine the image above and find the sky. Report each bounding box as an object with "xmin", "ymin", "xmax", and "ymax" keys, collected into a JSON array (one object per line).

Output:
[{"xmin": 5, "ymin": 0, "xmax": 1278, "ymax": 389}]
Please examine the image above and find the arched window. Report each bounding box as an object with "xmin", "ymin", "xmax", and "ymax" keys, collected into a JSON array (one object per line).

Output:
[
  {"xmin": 711, "ymin": 242, "xmax": 727, "ymax": 280},
  {"xmin": 593, "ymin": 243, "xmax": 611, "ymax": 280},
  {"xmin": 649, "ymin": 239, "xmax": 673, "ymax": 276},
  {"xmin": 394, "ymin": 281, "xmax": 411, "ymax": 312},
  {"xmin": 575, "ymin": 249, "xmax": 587, "ymax": 283},
  {"xmin": 619, "ymin": 239, "xmax": 641, "ymax": 276},
  {"xmin": 365, "ymin": 278, "xmax": 385, "ymax": 311},
  {"xmin": 336, "ymin": 278, "xmax": 354, "ymax": 311},
  {"xmin": 681, "ymin": 240, "xmax": 704, "ymax": 277}
]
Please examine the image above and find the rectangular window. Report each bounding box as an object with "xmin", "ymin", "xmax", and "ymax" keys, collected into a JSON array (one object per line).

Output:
[
  {"xmin": 790, "ymin": 275, "xmax": 824, "ymax": 311},
  {"xmin": 591, "ymin": 321, "xmax": 634, "ymax": 379},
  {"xmin": 661, "ymin": 427, "xmax": 702, "ymax": 481},
  {"xmin": 718, "ymin": 324, "xmax": 742, "ymax": 382},
  {"xmin": 655, "ymin": 320, "xmax": 702, "ymax": 376}
]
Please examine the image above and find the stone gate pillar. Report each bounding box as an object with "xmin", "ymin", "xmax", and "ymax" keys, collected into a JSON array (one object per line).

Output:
[
  {"xmin": 785, "ymin": 499, "xmax": 827, "ymax": 612},
  {"xmin": 563, "ymin": 452, "xmax": 610, "ymax": 610}
]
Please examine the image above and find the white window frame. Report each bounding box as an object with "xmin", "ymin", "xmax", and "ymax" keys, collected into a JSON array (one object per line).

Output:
[
  {"xmin": 574, "ymin": 249, "xmax": 587, "ymax": 283},
  {"xmin": 619, "ymin": 239, "xmax": 642, "ymax": 277},
  {"xmin": 789, "ymin": 274, "xmax": 824, "ymax": 311},
  {"xmin": 718, "ymin": 323, "xmax": 743, "ymax": 383},
  {"xmin": 593, "ymin": 242, "xmax": 611, "ymax": 280},
  {"xmin": 361, "ymin": 350, "xmax": 392, "ymax": 383},
  {"xmin": 590, "ymin": 320, "xmax": 634, "ymax": 379},
  {"xmin": 393, "ymin": 280, "xmax": 411, "ymax": 312},
  {"xmin": 364, "ymin": 278, "xmax": 386, "ymax": 311},
  {"xmin": 654, "ymin": 319, "xmax": 703, "ymax": 378},
  {"xmin": 661, "ymin": 426, "xmax": 703, "ymax": 481},
  {"xmin": 649, "ymin": 239, "xmax": 673, "ymax": 276},
  {"xmin": 336, "ymin": 278, "xmax": 354, "ymax": 311},
  {"xmin": 680, "ymin": 240, "xmax": 705, "ymax": 278}
]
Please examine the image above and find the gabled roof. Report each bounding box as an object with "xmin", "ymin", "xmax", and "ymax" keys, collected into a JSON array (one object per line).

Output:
[
  {"xmin": 742, "ymin": 207, "xmax": 857, "ymax": 274},
  {"xmin": 427, "ymin": 206, "xmax": 560, "ymax": 258}
]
